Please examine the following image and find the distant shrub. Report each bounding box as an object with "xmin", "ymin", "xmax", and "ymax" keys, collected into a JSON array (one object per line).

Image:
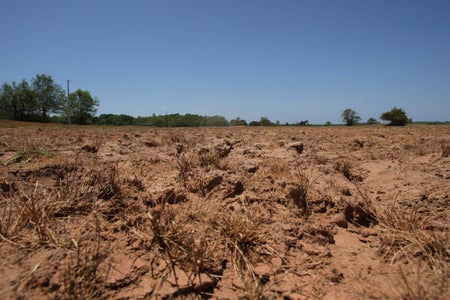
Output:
[
  {"xmin": 367, "ymin": 117, "xmax": 378, "ymax": 125},
  {"xmin": 342, "ymin": 108, "xmax": 361, "ymax": 126},
  {"xmin": 380, "ymin": 107, "xmax": 409, "ymax": 126}
]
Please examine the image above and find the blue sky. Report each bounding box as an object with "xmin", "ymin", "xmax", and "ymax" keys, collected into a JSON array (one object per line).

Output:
[{"xmin": 1, "ymin": 0, "xmax": 449, "ymax": 124}]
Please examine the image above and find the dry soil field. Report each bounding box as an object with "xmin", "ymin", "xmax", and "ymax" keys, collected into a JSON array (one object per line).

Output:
[{"xmin": 0, "ymin": 121, "xmax": 449, "ymax": 299}]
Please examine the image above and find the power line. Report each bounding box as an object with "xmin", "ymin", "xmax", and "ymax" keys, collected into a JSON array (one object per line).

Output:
[{"xmin": 0, "ymin": 52, "xmax": 44, "ymax": 74}]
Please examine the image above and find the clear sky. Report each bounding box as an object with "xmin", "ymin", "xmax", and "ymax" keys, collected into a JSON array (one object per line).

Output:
[{"xmin": 1, "ymin": 0, "xmax": 449, "ymax": 124}]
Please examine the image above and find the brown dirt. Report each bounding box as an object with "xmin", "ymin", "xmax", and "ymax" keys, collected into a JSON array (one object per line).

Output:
[{"xmin": 0, "ymin": 121, "xmax": 449, "ymax": 299}]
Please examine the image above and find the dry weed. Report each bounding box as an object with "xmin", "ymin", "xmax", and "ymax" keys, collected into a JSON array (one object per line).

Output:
[
  {"xmin": 215, "ymin": 206, "xmax": 270, "ymax": 299},
  {"xmin": 147, "ymin": 199, "xmax": 220, "ymax": 296},
  {"xmin": 2, "ymin": 182, "xmax": 60, "ymax": 246},
  {"xmin": 395, "ymin": 259, "xmax": 450, "ymax": 300},
  {"xmin": 375, "ymin": 202, "xmax": 449, "ymax": 265},
  {"xmin": 175, "ymin": 152, "xmax": 194, "ymax": 191},
  {"xmin": 216, "ymin": 207, "xmax": 267, "ymax": 270},
  {"xmin": 59, "ymin": 219, "xmax": 111, "ymax": 299},
  {"xmin": 162, "ymin": 129, "xmax": 194, "ymax": 149},
  {"xmin": 367, "ymin": 198, "xmax": 450, "ymax": 298}
]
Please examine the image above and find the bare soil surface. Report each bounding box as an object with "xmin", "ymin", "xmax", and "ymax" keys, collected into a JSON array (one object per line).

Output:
[{"xmin": 1, "ymin": 121, "xmax": 449, "ymax": 299}]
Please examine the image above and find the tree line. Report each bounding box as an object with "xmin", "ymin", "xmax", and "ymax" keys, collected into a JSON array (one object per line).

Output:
[
  {"xmin": 2, "ymin": 74, "xmax": 419, "ymax": 127},
  {"xmin": 341, "ymin": 107, "xmax": 411, "ymax": 126},
  {"xmin": 94, "ymin": 113, "xmax": 229, "ymax": 127},
  {"xmin": 94, "ymin": 114, "xmax": 276, "ymax": 127},
  {"xmin": 94, "ymin": 110, "xmax": 413, "ymax": 127},
  {"xmin": 0, "ymin": 74, "xmax": 99, "ymax": 124}
]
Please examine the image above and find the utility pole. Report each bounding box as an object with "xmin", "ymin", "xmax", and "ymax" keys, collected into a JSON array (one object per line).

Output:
[{"xmin": 67, "ymin": 80, "xmax": 72, "ymax": 124}]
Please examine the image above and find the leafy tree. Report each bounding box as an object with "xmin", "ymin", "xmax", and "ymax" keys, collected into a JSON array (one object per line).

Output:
[
  {"xmin": 259, "ymin": 116, "xmax": 273, "ymax": 126},
  {"xmin": 32, "ymin": 74, "xmax": 65, "ymax": 122},
  {"xmin": 67, "ymin": 89, "xmax": 99, "ymax": 124},
  {"xmin": 16, "ymin": 80, "xmax": 38, "ymax": 121},
  {"xmin": 380, "ymin": 107, "xmax": 409, "ymax": 126},
  {"xmin": 0, "ymin": 80, "xmax": 38, "ymax": 121},
  {"xmin": 230, "ymin": 117, "xmax": 247, "ymax": 126},
  {"xmin": 133, "ymin": 113, "xmax": 229, "ymax": 127},
  {"xmin": 367, "ymin": 117, "xmax": 378, "ymax": 125},
  {"xmin": 96, "ymin": 114, "xmax": 134, "ymax": 126},
  {"xmin": 341, "ymin": 108, "xmax": 361, "ymax": 126},
  {"xmin": 1, "ymin": 74, "xmax": 99, "ymax": 123},
  {"xmin": 204, "ymin": 115, "xmax": 229, "ymax": 126},
  {"xmin": 0, "ymin": 82, "xmax": 17, "ymax": 119}
]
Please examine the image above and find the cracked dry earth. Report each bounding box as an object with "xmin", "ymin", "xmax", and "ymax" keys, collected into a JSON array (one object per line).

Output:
[{"xmin": 0, "ymin": 121, "xmax": 449, "ymax": 299}]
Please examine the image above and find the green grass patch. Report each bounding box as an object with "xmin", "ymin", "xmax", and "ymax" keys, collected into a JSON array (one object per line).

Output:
[{"xmin": 3, "ymin": 147, "xmax": 53, "ymax": 166}]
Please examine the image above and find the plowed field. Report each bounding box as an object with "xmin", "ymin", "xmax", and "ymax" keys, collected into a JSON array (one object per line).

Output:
[{"xmin": 1, "ymin": 121, "xmax": 449, "ymax": 299}]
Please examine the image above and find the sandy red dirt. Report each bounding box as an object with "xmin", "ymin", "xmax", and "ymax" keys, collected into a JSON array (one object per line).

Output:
[{"xmin": 0, "ymin": 122, "xmax": 449, "ymax": 299}]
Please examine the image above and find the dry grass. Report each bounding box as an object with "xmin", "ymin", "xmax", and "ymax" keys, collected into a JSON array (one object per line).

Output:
[
  {"xmin": 146, "ymin": 197, "xmax": 221, "ymax": 297},
  {"xmin": 58, "ymin": 218, "xmax": 112, "ymax": 300},
  {"xmin": 369, "ymin": 199, "xmax": 450, "ymax": 299},
  {"xmin": 217, "ymin": 209, "xmax": 266, "ymax": 268},
  {"xmin": 395, "ymin": 260, "xmax": 450, "ymax": 300},
  {"xmin": 0, "ymin": 182, "xmax": 60, "ymax": 246},
  {"xmin": 375, "ymin": 202, "xmax": 449, "ymax": 265}
]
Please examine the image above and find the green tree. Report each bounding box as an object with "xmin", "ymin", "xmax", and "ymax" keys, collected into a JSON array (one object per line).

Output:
[
  {"xmin": 367, "ymin": 117, "xmax": 378, "ymax": 125},
  {"xmin": 204, "ymin": 115, "xmax": 229, "ymax": 126},
  {"xmin": 96, "ymin": 114, "xmax": 134, "ymax": 125},
  {"xmin": 0, "ymin": 79, "xmax": 39, "ymax": 121},
  {"xmin": 380, "ymin": 107, "xmax": 409, "ymax": 126},
  {"xmin": 32, "ymin": 74, "xmax": 64, "ymax": 122},
  {"xmin": 0, "ymin": 82, "xmax": 17, "ymax": 119},
  {"xmin": 341, "ymin": 108, "xmax": 361, "ymax": 126},
  {"xmin": 259, "ymin": 116, "xmax": 273, "ymax": 126},
  {"xmin": 67, "ymin": 89, "xmax": 99, "ymax": 124},
  {"xmin": 16, "ymin": 79, "xmax": 38, "ymax": 121},
  {"xmin": 229, "ymin": 117, "xmax": 247, "ymax": 126}
]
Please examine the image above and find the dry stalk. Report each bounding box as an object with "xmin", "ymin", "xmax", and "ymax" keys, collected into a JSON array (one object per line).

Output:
[
  {"xmin": 15, "ymin": 182, "xmax": 59, "ymax": 246},
  {"xmin": 59, "ymin": 217, "xmax": 111, "ymax": 299},
  {"xmin": 147, "ymin": 198, "xmax": 220, "ymax": 295}
]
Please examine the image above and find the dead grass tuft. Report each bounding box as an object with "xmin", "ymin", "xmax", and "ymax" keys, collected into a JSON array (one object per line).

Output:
[
  {"xmin": 367, "ymin": 198, "xmax": 450, "ymax": 298},
  {"xmin": 218, "ymin": 211, "xmax": 266, "ymax": 267},
  {"xmin": 375, "ymin": 202, "xmax": 449, "ymax": 265},
  {"xmin": 393, "ymin": 259, "xmax": 449, "ymax": 300},
  {"xmin": 147, "ymin": 199, "xmax": 220, "ymax": 295},
  {"xmin": 0, "ymin": 182, "xmax": 60, "ymax": 246},
  {"xmin": 59, "ymin": 219, "xmax": 111, "ymax": 299}
]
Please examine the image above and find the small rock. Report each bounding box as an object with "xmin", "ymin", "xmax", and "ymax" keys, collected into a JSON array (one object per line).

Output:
[
  {"xmin": 332, "ymin": 213, "xmax": 348, "ymax": 228},
  {"xmin": 81, "ymin": 144, "xmax": 98, "ymax": 153},
  {"xmin": 205, "ymin": 175, "xmax": 223, "ymax": 192},
  {"xmin": 224, "ymin": 181, "xmax": 245, "ymax": 199},
  {"xmin": 246, "ymin": 164, "xmax": 259, "ymax": 173},
  {"xmin": 144, "ymin": 140, "xmax": 159, "ymax": 147},
  {"xmin": 254, "ymin": 263, "xmax": 271, "ymax": 277},
  {"xmin": 288, "ymin": 142, "xmax": 304, "ymax": 154}
]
